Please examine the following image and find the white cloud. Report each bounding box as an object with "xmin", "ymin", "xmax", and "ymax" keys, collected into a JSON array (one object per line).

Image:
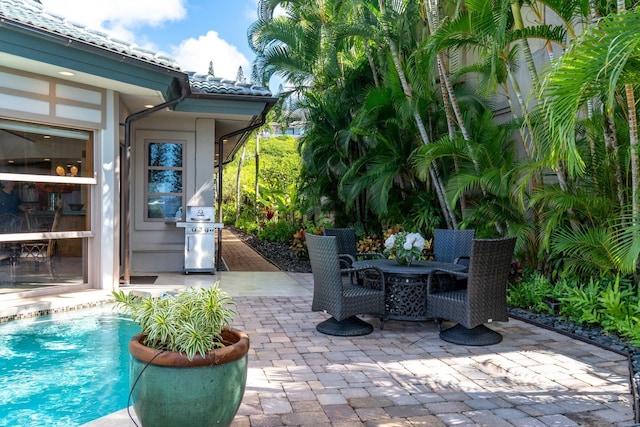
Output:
[
  {"xmin": 172, "ymin": 31, "xmax": 250, "ymax": 80},
  {"xmin": 38, "ymin": 0, "xmax": 250, "ymax": 80},
  {"xmin": 40, "ymin": 0, "xmax": 187, "ymax": 42}
]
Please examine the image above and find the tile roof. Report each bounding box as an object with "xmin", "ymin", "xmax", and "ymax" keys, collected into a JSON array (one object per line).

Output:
[
  {"xmin": 0, "ymin": 0, "xmax": 179, "ymax": 69},
  {"xmin": 1, "ymin": 0, "xmax": 273, "ymax": 98},
  {"xmin": 188, "ymin": 72, "xmax": 272, "ymax": 97}
]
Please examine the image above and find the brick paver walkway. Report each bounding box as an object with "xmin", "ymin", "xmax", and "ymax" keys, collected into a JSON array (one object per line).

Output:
[{"xmin": 221, "ymin": 228, "xmax": 280, "ymax": 272}]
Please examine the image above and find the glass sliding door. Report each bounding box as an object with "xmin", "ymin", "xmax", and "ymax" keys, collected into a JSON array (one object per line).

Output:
[{"xmin": 0, "ymin": 119, "xmax": 94, "ymax": 293}]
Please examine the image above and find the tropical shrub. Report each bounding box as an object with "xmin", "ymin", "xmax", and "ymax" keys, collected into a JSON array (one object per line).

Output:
[
  {"xmin": 507, "ymin": 272, "xmax": 558, "ymax": 314},
  {"xmin": 221, "ymin": 202, "xmax": 237, "ymax": 224},
  {"xmin": 356, "ymin": 235, "xmax": 383, "ymax": 255},
  {"xmin": 234, "ymin": 205, "xmax": 259, "ymax": 235},
  {"xmin": 223, "ymin": 134, "xmax": 303, "ymax": 232},
  {"xmin": 290, "ymin": 228, "xmax": 308, "ymax": 258},
  {"xmin": 557, "ymin": 275, "xmax": 640, "ymax": 345},
  {"xmin": 509, "ymin": 272, "xmax": 640, "ymax": 347},
  {"xmin": 257, "ymin": 220, "xmax": 299, "ymax": 244},
  {"xmin": 112, "ymin": 285, "xmax": 237, "ymax": 360}
]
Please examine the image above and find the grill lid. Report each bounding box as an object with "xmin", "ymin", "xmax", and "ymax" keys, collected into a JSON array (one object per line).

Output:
[{"xmin": 185, "ymin": 206, "xmax": 215, "ymax": 222}]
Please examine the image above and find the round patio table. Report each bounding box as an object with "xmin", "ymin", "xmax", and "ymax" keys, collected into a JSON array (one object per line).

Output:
[{"xmin": 352, "ymin": 259, "xmax": 466, "ymax": 322}]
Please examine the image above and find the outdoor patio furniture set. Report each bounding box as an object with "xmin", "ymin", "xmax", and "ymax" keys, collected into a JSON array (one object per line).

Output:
[{"xmin": 306, "ymin": 228, "xmax": 516, "ymax": 346}]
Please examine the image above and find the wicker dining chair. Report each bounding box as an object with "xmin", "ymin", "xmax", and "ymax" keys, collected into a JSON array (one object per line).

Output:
[
  {"xmin": 432, "ymin": 229, "xmax": 475, "ymax": 291},
  {"xmin": 426, "ymin": 236, "xmax": 516, "ymax": 345},
  {"xmin": 323, "ymin": 227, "xmax": 384, "ymax": 266},
  {"xmin": 433, "ymin": 229, "xmax": 475, "ymax": 265},
  {"xmin": 323, "ymin": 227, "xmax": 384, "ymax": 284},
  {"xmin": 306, "ymin": 233, "xmax": 387, "ymax": 336}
]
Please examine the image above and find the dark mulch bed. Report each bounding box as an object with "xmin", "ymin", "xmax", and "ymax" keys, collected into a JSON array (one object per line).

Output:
[
  {"xmin": 227, "ymin": 226, "xmax": 311, "ymax": 273},
  {"xmin": 229, "ymin": 225, "xmax": 640, "ymax": 420}
]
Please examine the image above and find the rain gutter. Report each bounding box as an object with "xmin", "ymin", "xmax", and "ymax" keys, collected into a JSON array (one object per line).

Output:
[
  {"xmin": 188, "ymin": 92, "xmax": 279, "ymax": 103},
  {"xmin": 121, "ymin": 79, "xmax": 189, "ymax": 285}
]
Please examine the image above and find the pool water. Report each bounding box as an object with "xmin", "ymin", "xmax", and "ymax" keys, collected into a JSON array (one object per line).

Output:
[{"xmin": 0, "ymin": 306, "xmax": 140, "ymax": 427}]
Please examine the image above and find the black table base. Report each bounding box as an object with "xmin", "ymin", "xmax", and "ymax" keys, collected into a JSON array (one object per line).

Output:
[
  {"xmin": 316, "ymin": 316, "xmax": 374, "ymax": 336},
  {"xmin": 355, "ymin": 259, "xmax": 467, "ymax": 323},
  {"xmin": 439, "ymin": 323, "xmax": 503, "ymax": 346},
  {"xmin": 362, "ymin": 272, "xmax": 430, "ymax": 321},
  {"xmin": 384, "ymin": 274, "xmax": 430, "ymax": 321}
]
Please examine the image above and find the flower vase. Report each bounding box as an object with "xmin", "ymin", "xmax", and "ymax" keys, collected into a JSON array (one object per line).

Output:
[{"xmin": 396, "ymin": 255, "xmax": 415, "ymax": 266}]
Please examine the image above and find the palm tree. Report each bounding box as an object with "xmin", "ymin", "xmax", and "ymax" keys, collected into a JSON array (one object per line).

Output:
[
  {"xmin": 537, "ymin": 8, "xmax": 640, "ymax": 277},
  {"xmin": 374, "ymin": 0, "xmax": 458, "ymax": 228},
  {"xmin": 251, "ymin": 0, "xmax": 457, "ymax": 228}
]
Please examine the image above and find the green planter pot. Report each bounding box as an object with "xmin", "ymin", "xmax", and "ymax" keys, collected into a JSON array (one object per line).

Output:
[{"xmin": 128, "ymin": 328, "xmax": 250, "ymax": 427}]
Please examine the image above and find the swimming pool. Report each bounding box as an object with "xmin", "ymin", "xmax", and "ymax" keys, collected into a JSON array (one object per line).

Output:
[{"xmin": 0, "ymin": 306, "xmax": 140, "ymax": 427}]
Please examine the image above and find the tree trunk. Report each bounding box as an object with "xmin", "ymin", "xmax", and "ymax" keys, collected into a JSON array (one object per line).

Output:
[
  {"xmin": 255, "ymin": 133, "xmax": 260, "ymax": 216},
  {"xmin": 378, "ymin": 0, "xmax": 457, "ymax": 228},
  {"xmin": 235, "ymin": 145, "xmax": 246, "ymax": 223},
  {"xmin": 603, "ymin": 113, "xmax": 626, "ymax": 209},
  {"xmin": 626, "ymin": 84, "xmax": 639, "ymax": 221}
]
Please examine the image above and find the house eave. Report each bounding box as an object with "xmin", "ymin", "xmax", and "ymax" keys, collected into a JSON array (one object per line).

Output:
[{"xmin": 0, "ymin": 17, "xmax": 184, "ymax": 94}]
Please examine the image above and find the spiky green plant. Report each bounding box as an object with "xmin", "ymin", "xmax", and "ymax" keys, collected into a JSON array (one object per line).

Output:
[
  {"xmin": 112, "ymin": 284, "xmax": 237, "ymax": 361},
  {"xmin": 507, "ymin": 272, "xmax": 556, "ymax": 314}
]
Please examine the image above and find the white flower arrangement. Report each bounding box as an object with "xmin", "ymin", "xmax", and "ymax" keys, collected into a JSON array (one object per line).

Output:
[{"xmin": 384, "ymin": 231, "xmax": 425, "ymax": 265}]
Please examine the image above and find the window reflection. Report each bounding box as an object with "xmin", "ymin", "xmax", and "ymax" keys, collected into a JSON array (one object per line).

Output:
[
  {"xmin": 0, "ymin": 120, "xmax": 90, "ymax": 291},
  {"xmin": 147, "ymin": 196, "xmax": 183, "ymax": 219},
  {"xmin": 0, "ymin": 121, "xmax": 91, "ymax": 178},
  {"xmin": 0, "ymin": 183, "xmax": 89, "ymax": 233},
  {"xmin": 148, "ymin": 170, "xmax": 182, "ymax": 193},
  {"xmin": 0, "ymin": 238, "xmax": 84, "ymax": 289},
  {"xmin": 149, "ymin": 142, "xmax": 182, "ymax": 167},
  {"xmin": 145, "ymin": 141, "xmax": 184, "ymax": 221}
]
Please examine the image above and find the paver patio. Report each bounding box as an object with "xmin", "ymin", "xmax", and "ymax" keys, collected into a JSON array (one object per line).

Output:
[
  {"xmin": 5, "ymin": 230, "xmax": 628, "ymax": 427},
  {"xmin": 228, "ymin": 293, "xmax": 634, "ymax": 427},
  {"xmin": 87, "ymin": 271, "xmax": 635, "ymax": 426}
]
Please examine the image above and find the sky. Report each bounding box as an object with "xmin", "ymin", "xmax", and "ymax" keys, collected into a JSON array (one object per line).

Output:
[{"xmin": 38, "ymin": 0, "xmax": 263, "ymax": 84}]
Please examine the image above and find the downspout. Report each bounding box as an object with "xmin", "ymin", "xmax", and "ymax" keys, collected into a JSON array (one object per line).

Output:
[
  {"xmin": 121, "ymin": 80, "xmax": 189, "ymax": 285},
  {"xmin": 215, "ymin": 111, "xmax": 271, "ymax": 269}
]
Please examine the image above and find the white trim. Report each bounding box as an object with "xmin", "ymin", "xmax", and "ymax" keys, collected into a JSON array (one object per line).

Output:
[
  {"xmin": 0, "ymin": 71, "xmax": 49, "ymax": 95},
  {"xmin": 134, "ymin": 130, "xmax": 195, "ymax": 231},
  {"xmin": 0, "ymin": 173, "xmax": 96, "ymax": 185},
  {"xmin": 55, "ymin": 84, "xmax": 102, "ymax": 105},
  {"xmin": 0, "ymin": 94, "xmax": 49, "ymax": 115},
  {"xmin": 0, "ymin": 231, "xmax": 93, "ymax": 243},
  {"xmin": 95, "ymin": 89, "xmax": 119, "ymax": 291}
]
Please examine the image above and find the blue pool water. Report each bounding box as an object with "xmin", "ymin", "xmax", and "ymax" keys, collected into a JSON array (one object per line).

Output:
[{"xmin": 0, "ymin": 306, "xmax": 140, "ymax": 427}]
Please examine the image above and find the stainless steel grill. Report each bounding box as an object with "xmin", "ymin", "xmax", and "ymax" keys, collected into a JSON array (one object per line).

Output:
[{"xmin": 176, "ymin": 206, "xmax": 223, "ymax": 274}]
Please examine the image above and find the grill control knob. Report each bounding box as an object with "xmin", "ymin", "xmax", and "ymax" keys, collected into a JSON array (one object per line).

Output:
[
  {"xmin": 205, "ymin": 228, "xmax": 210, "ymax": 233},
  {"xmin": 192, "ymin": 227, "xmax": 197, "ymax": 232}
]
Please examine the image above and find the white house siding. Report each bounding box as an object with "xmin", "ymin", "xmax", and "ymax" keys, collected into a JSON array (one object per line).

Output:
[
  {"xmin": 130, "ymin": 116, "xmax": 217, "ymax": 272},
  {"xmin": 0, "ymin": 68, "xmax": 117, "ymax": 291},
  {"xmin": 95, "ymin": 89, "xmax": 120, "ymax": 291}
]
